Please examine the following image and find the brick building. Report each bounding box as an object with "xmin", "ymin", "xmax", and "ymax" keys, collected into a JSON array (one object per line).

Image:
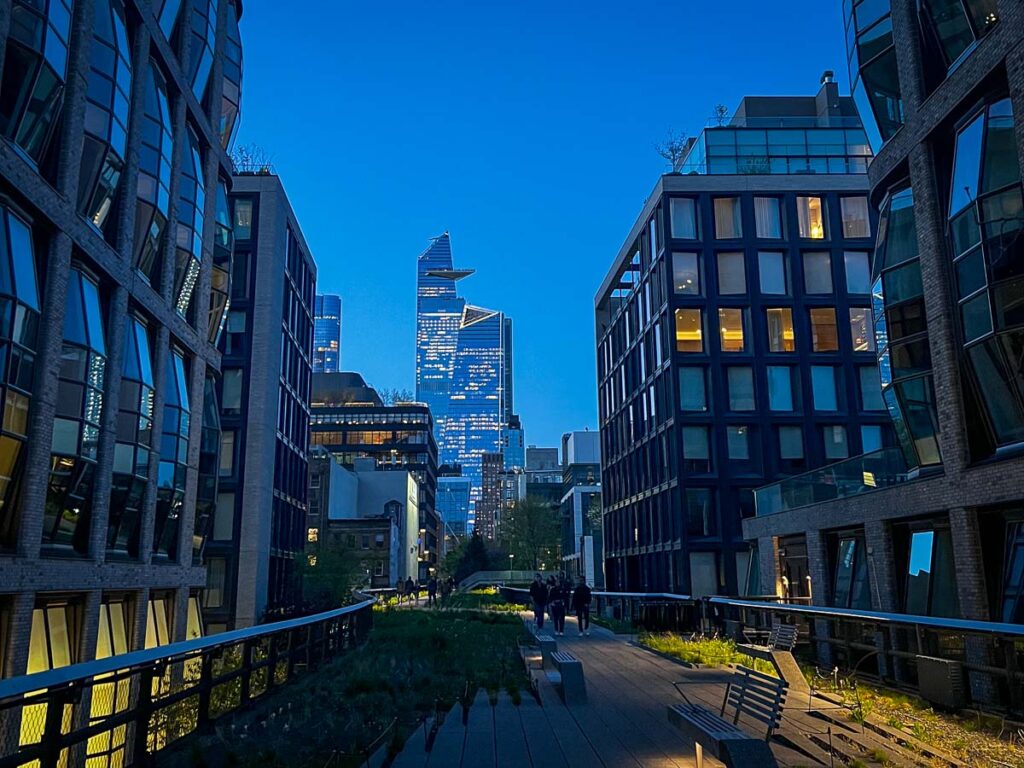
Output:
[{"xmin": 742, "ymin": 0, "xmax": 1024, "ymax": 709}]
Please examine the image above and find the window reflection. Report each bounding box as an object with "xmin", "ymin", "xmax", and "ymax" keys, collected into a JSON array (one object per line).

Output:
[
  {"xmin": 803, "ymin": 251, "xmax": 833, "ymax": 293},
  {"xmin": 194, "ymin": 374, "xmax": 220, "ymax": 563},
  {"xmin": 727, "ymin": 367, "xmax": 755, "ymax": 411},
  {"xmin": 685, "ymin": 489, "xmax": 716, "ymax": 537},
  {"xmin": 670, "ymin": 198, "xmax": 698, "ymax": 239},
  {"xmin": 758, "ymin": 251, "xmax": 787, "ymax": 294},
  {"xmin": 767, "ymin": 366, "xmax": 794, "ymax": 411},
  {"xmin": 220, "ymin": 0, "xmax": 243, "ymax": 149},
  {"xmin": 672, "ymin": 252, "xmax": 699, "ymax": 295},
  {"xmin": 154, "ymin": 350, "xmax": 190, "ymax": 560},
  {"xmin": 174, "ymin": 127, "xmax": 205, "ymax": 319},
  {"xmin": 718, "ymin": 308, "xmax": 746, "ymax": 352},
  {"xmin": 717, "ymin": 252, "xmax": 746, "ymax": 295},
  {"xmin": 811, "ymin": 366, "xmax": 838, "ymax": 411},
  {"xmin": 766, "ymin": 308, "xmax": 795, "ymax": 352},
  {"xmin": 904, "ymin": 527, "xmax": 958, "ymax": 617},
  {"xmin": 134, "ymin": 63, "xmax": 173, "ymax": 286},
  {"xmin": 754, "ymin": 197, "xmax": 782, "ymax": 238},
  {"xmin": 810, "ymin": 308, "xmax": 839, "ymax": 352},
  {"xmin": 679, "ymin": 367, "xmax": 707, "ymax": 412},
  {"xmin": 841, "ymin": 197, "xmax": 872, "ymax": 238}
]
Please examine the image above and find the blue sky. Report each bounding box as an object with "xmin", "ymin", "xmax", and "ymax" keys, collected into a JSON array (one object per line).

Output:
[{"xmin": 236, "ymin": 1, "xmax": 851, "ymax": 448}]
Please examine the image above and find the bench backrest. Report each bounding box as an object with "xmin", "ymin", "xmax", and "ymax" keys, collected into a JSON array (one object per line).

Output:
[
  {"xmin": 721, "ymin": 666, "xmax": 786, "ymax": 738},
  {"xmin": 767, "ymin": 624, "xmax": 798, "ymax": 652}
]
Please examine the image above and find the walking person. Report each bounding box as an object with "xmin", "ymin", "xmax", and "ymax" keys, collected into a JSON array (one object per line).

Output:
[
  {"xmin": 405, "ymin": 576, "xmax": 417, "ymax": 604},
  {"xmin": 529, "ymin": 573, "xmax": 548, "ymax": 630},
  {"xmin": 395, "ymin": 577, "xmax": 405, "ymax": 605},
  {"xmin": 549, "ymin": 578, "xmax": 567, "ymax": 636},
  {"xmin": 440, "ymin": 576, "xmax": 452, "ymax": 607},
  {"xmin": 572, "ymin": 576, "xmax": 593, "ymax": 636},
  {"xmin": 427, "ymin": 575, "xmax": 438, "ymax": 608}
]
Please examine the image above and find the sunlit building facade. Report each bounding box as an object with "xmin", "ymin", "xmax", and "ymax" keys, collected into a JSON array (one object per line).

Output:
[
  {"xmin": 313, "ymin": 293, "xmax": 342, "ymax": 373},
  {"xmin": 0, "ymin": 0, "xmax": 243, "ymax": 725},
  {"xmin": 597, "ymin": 77, "xmax": 890, "ymax": 596},
  {"xmin": 742, "ymin": 1, "xmax": 1024, "ymax": 709}
]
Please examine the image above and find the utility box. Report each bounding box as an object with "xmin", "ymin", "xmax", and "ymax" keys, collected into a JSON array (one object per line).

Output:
[{"xmin": 916, "ymin": 655, "xmax": 966, "ymax": 710}]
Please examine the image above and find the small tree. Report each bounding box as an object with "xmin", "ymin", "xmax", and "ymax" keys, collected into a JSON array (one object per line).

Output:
[
  {"xmin": 231, "ymin": 142, "xmax": 275, "ymax": 174},
  {"xmin": 440, "ymin": 531, "xmax": 491, "ymax": 583},
  {"xmin": 500, "ymin": 496, "xmax": 560, "ymax": 571},
  {"xmin": 655, "ymin": 130, "xmax": 689, "ymax": 172},
  {"xmin": 379, "ymin": 387, "xmax": 415, "ymax": 405},
  {"xmin": 296, "ymin": 546, "xmax": 363, "ymax": 612},
  {"xmin": 714, "ymin": 103, "xmax": 729, "ymax": 126}
]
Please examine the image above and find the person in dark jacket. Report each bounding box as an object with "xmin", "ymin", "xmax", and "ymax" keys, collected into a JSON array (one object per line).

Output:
[
  {"xmin": 427, "ymin": 576, "xmax": 438, "ymax": 608},
  {"xmin": 405, "ymin": 576, "xmax": 417, "ymax": 604},
  {"xmin": 528, "ymin": 573, "xmax": 548, "ymax": 630},
  {"xmin": 571, "ymin": 577, "xmax": 593, "ymax": 636},
  {"xmin": 548, "ymin": 578, "xmax": 567, "ymax": 636}
]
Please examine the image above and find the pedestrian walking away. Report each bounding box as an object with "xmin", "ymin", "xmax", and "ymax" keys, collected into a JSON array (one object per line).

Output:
[
  {"xmin": 395, "ymin": 577, "xmax": 405, "ymax": 605},
  {"xmin": 548, "ymin": 578, "xmax": 567, "ymax": 635},
  {"xmin": 529, "ymin": 573, "xmax": 548, "ymax": 630},
  {"xmin": 405, "ymin": 576, "xmax": 417, "ymax": 604},
  {"xmin": 427, "ymin": 576, "xmax": 438, "ymax": 608},
  {"xmin": 571, "ymin": 576, "xmax": 593, "ymax": 636},
  {"xmin": 440, "ymin": 577, "xmax": 452, "ymax": 607}
]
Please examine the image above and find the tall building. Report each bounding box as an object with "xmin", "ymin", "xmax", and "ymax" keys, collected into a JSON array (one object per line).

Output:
[
  {"xmin": 596, "ymin": 77, "xmax": 891, "ymax": 595},
  {"xmin": 204, "ymin": 173, "xmax": 316, "ymax": 631},
  {"xmin": 526, "ymin": 445, "xmax": 561, "ymax": 484},
  {"xmin": 561, "ymin": 431, "xmax": 603, "ymax": 586},
  {"xmin": 415, "ymin": 232, "xmax": 511, "ymax": 519},
  {"xmin": 0, "ymin": 0, "xmax": 243, "ymax": 690},
  {"xmin": 741, "ymin": 1, "xmax": 1024, "ymax": 706},
  {"xmin": 313, "ymin": 293, "xmax": 342, "ymax": 373},
  {"xmin": 478, "ymin": 452, "xmax": 503, "ymax": 540},
  {"xmin": 503, "ymin": 414, "xmax": 526, "ymax": 470},
  {"xmin": 437, "ymin": 471, "xmax": 472, "ymax": 547},
  {"xmin": 307, "ymin": 372, "xmax": 440, "ymax": 578}
]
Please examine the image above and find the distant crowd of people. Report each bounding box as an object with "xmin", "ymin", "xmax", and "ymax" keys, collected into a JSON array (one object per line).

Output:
[
  {"xmin": 394, "ymin": 575, "xmax": 454, "ymax": 607},
  {"xmin": 529, "ymin": 573, "xmax": 593, "ymax": 637}
]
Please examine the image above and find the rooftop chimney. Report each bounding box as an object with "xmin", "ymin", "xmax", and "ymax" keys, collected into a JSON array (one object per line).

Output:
[{"xmin": 821, "ymin": 70, "xmax": 835, "ymax": 84}]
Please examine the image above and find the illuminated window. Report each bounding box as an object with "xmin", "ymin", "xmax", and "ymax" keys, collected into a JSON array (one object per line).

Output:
[
  {"xmin": 718, "ymin": 308, "xmax": 746, "ymax": 352},
  {"xmin": 849, "ymin": 308, "xmax": 875, "ymax": 351},
  {"xmin": 22, "ymin": 600, "xmax": 78, "ymax": 757},
  {"xmin": 797, "ymin": 196, "xmax": 826, "ymax": 239},
  {"xmin": 307, "ymin": 527, "xmax": 318, "ymax": 543},
  {"xmin": 766, "ymin": 308, "xmax": 795, "ymax": 352},
  {"xmin": 88, "ymin": 597, "xmax": 132, "ymax": 766},
  {"xmin": 674, "ymin": 309, "xmax": 703, "ymax": 352},
  {"xmin": 810, "ymin": 308, "xmax": 839, "ymax": 351}
]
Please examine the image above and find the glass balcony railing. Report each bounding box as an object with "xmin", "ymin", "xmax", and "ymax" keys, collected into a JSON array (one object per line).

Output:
[{"xmin": 754, "ymin": 447, "xmax": 916, "ymax": 516}]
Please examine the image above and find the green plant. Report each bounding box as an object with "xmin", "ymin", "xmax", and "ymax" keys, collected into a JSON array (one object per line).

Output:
[
  {"xmin": 638, "ymin": 633, "xmax": 775, "ymax": 676},
  {"xmin": 868, "ymin": 747, "xmax": 889, "ymax": 763}
]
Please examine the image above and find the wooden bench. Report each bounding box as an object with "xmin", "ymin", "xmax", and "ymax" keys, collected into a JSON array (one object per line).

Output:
[
  {"xmin": 546, "ymin": 651, "xmax": 586, "ymax": 705},
  {"xmin": 738, "ymin": 624, "xmax": 798, "ymax": 661},
  {"xmin": 667, "ymin": 666, "xmax": 785, "ymax": 768}
]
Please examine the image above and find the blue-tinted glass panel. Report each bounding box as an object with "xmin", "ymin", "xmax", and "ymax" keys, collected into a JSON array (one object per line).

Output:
[{"xmin": 949, "ymin": 114, "xmax": 984, "ymax": 216}]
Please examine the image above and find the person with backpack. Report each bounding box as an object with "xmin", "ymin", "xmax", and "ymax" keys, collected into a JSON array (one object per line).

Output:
[
  {"xmin": 405, "ymin": 576, "xmax": 417, "ymax": 604},
  {"xmin": 528, "ymin": 573, "xmax": 548, "ymax": 630},
  {"xmin": 571, "ymin": 576, "xmax": 593, "ymax": 636},
  {"xmin": 548, "ymin": 577, "xmax": 567, "ymax": 636}
]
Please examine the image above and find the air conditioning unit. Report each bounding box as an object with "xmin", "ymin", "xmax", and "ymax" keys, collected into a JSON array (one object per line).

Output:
[{"xmin": 916, "ymin": 655, "xmax": 966, "ymax": 710}]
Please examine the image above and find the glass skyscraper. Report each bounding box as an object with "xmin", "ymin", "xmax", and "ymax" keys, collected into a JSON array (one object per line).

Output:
[
  {"xmin": 415, "ymin": 233, "xmax": 511, "ymax": 523},
  {"xmin": 313, "ymin": 293, "xmax": 342, "ymax": 373}
]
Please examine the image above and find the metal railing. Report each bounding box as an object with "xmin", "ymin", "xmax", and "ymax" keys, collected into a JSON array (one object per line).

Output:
[
  {"xmin": 706, "ymin": 596, "xmax": 1024, "ymax": 715},
  {"xmin": 500, "ymin": 586, "xmax": 697, "ymax": 632},
  {"xmin": 0, "ymin": 597, "xmax": 375, "ymax": 768},
  {"xmin": 457, "ymin": 570, "xmax": 537, "ymax": 591}
]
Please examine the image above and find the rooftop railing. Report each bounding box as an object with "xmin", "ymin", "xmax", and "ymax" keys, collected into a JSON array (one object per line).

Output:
[
  {"xmin": 754, "ymin": 447, "xmax": 916, "ymax": 516},
  {"xmin": 701, "ymin": 115, "xmax": 866, "ymax": 130},
  {"xmin": 0, "ymin": 597, "xmax": 375, "ymax": 768}
]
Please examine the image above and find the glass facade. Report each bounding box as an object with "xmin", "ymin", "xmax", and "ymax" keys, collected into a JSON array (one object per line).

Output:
[
  {"xmin": 153, "ymin": 349, "xmax": 189, "ymax": 560},
  {"xmin": 313, "ymin": 293, "xmax": 342, "ymax": 373},
  {"xmin": 173, "ymin": 126, "xmax": 205, "ymax": 318},
  {"xmin": 844, "ymin": 0, "xmax": 903, "ymax": 148},
  {"xmin": 220, "ymin": 0, "xmax": 243, "ymax": 149},
  {"xmin": 134, "ymin": 62, "xmax": 173, "ymax": 286}
]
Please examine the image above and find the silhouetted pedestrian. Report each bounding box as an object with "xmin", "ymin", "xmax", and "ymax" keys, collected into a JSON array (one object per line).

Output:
[
  {"xmin": 427, "ymin": 576, "xmax": 438, "ymax": 607},
  {"xmin": 549, "ymin": 579, "xmax": 567, "ymax": 636},
  {"xmin": 529, "ymin": 573, "xmax": 548, "ymax": 630},
  {"xmin": 572, "ymin": 577, "xmax": 593, "ymax": 636},
  {"xmin": 405, "ymin": 576, "xmax": 417, "ymax": 604},
  {"xmin": 395, "ymin": 578, "xmax": 405, "ymax": 605},
  {"xmin": 440, "ymin": 576, "xmax": 452, "ymax": 607}
]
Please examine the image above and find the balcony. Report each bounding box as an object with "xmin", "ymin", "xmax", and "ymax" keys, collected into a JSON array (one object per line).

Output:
[{"xmin": 754, "ymin": 447, "xmax": 916, "ymax": 516}]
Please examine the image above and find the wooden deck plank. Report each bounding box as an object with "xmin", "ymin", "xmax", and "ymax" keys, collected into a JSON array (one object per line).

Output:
[
  {"xmin": 516, "ymin": 695, "xmax": 570, "ymax": 768},
  {"xmin": 492, "ymin": 694, "xmax": 533, "ymax": 768},
  {"xmin": 461, "ymin": 691, "xmax": 496, "ymax": 768}
]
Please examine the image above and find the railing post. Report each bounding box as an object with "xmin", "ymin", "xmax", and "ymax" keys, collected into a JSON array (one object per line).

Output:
[
  {"xmin": 38, "ymin": 685, "xmax": 73, "ymax": 768},
  {"xmin": 196, "ymin": 651, "xmax": 214, "ymax": 731},
  {"xmin": 239, "ymin": 639, "xmax": 254, "ymax": 710},
  {"xmin": 132, "ymin": 666, "xmax": 156, "ymax": 768}
]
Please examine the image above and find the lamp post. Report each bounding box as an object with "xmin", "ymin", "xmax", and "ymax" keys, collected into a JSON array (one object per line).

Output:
[{"xmin": 508, "ymin": 553, "xmax": 515, "ymax": 582}]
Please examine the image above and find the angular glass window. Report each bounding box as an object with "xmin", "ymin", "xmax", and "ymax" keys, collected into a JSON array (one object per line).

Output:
[
  {"xmin": 949, "ymin": 113, "xmax": 985, "ymax": 217},
  {"xmin": 670, "ymin": 198, "xmax": 697, "ymax": 239},
  {"xmin": 679, "ymin": 367, "xmax": 707, "ymax": 412},
  {"xmin": 77, "ymin": 0, "xmax": 133, "ymax": 241},
  {"xmin": 675, "ymin": 309, "xmax": 703, "ymax": 353},
  {"xmin": 717, "ymin": 252, "xmax": 746, "ymax": 295},
  {"xmin": 860, "ymin": 365, "xmax": 885, "ymax": 410},
  {"xmin": 754, "ymin": 197, "xmax": 783, "ymax": 238},
  {"xmin": 220, "ymin": 0, "xmax": 243, "ymax": 150},
  {"xmin": 981, "ymin": 99, "xmax": 1017, "ymax": 195},
  {"xmin": 897, "ymin": 377, "xmax": 942, "ymax": 466},
  {"xmin": 153, "ymin": 0, "xmax": 182, "ymax": 39},
  {"xmin": 841, "ymin": 197, "xmax": 871, "ymax": 238},
  {"xmin": 134, "ymin": 63, "xmax": 173, "ymax": 286},
  {"xmin": 174, "ymin": 127, "xmax": 205, "ymax": 319},
  {"xmin": 186, "ymin": 0, "xmax": 216, "ymax": 99},
  {"xmin": 727, "ymin": 367, "xmax": 755, "ymax": 411},
  {"xmin": 193, "ymin": 374, "xmax": 220, "ymax": 562},
  {"xmin": 672, "ymin": 252, "xmax": 699, "ymax": 295},
  {"xmin": 803, "ymin": 252, "xmax": 833, "ymax": 294},
  {"xmin": 797, "ymin": 196, "xmax": 826, "ymax": 239},
  {"xmin": 966, "ymin": 335, "xmax": 1024, "ymax": 447},
  {"xmin": 766, "ymin": 308, "xmax": 795, "ymax": 352},
  {"xmin": 810, "ymin": 308, "xmax": 839, "ymax": 352},
  {"xmin": 718, "ymin": 308, "xmax": 746, "ymax": 353},
  {"xmin": 726, "ymin": 425, "xmax": 750, "ymax": 460},
  {"xmin": 811, "ymin": 366, "xmax": 838, "ymax": 411},
  {"xmin": 209, "ymin": 181, "xmax": 233, "ymax": 344},
  {"xmin": 767, "ymin": 366, "xmax": 794, "ymax": 411},
  {"xmin": 844, "ymin": 251, "xmax": 872, "ymax": 294},
  {"xmin": 758, "ymin": 251, "xmax": 787, "ymax": 295},
  {"xmin": 778, "ymin": 426, "xmax": 804, "ymax": 459},
  {"xmin": 823, "ymin": 425, "xmax": 849, "ymax": 460},
  {"xmin": 849, "ymin": 307, "xmax": 875, "ymax": 351},
  {"xmin": 713, "ymin": 197, "xmax": 742, "ymax": 239},
  {"xmin": 154, "ymin": 350, "xmax": 190, "ymax": 559}
]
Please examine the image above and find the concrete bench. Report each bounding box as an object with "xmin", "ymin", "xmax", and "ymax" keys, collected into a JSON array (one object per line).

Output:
[
  {"xmin": 546, "ymin": 650, "xmax": 586, "ymax": 705},
  {"xmin": 535, "ymin": 633, "xmax": 557, "ymax": 667},
  {"xmin": 667, "ymin": 665, "xmax": 785, "ymax": 768}
]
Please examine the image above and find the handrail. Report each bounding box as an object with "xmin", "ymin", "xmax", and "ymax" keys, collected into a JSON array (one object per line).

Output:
[
  {"xmin": 0, "ymin": 597, "xmax": 376, "ymax": 701},
  {"xmin": 708, "ymin": 597, "xmax": 1024, "ymax": 638},
  {"xmin": 503, "ymin": 586, "xmax": 692, "ymax": 601}
]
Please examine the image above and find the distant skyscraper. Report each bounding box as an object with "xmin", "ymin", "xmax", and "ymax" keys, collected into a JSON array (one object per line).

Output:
[
  {"xmin": 503, "ymin": 414, "xmax": 526, "ymax": 470},
  {"xmin": 415, "ymin": 233, "xmax": 511, "ymax": 519},
  {"xmin": 313, "ymin": 294, "xmax": 342, "ymax": 373}
]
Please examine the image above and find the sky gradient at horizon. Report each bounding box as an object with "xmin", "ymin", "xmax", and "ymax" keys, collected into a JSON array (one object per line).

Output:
[{"xmin": 236, "ymin": 1, "xmax": 852, "ymax": 448}]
